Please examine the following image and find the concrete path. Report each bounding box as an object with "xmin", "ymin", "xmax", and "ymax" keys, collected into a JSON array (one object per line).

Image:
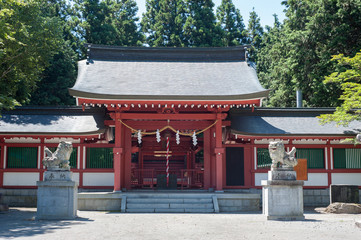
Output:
[{"xmin": 0, "ymin": 208, "xmax": 360, "ymax": 240}]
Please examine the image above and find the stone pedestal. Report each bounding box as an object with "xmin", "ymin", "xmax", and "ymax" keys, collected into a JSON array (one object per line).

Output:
[
  {"xmin": 37, "ymin": 171, "xmax": 78, "ymax": 220},
  {"xmin": 262, "ymin": 170, "xmax": 304, "ymax": 220},
  {"xmin": 330, "ymin": 184, "xmax": 359, "ymax": 204}
]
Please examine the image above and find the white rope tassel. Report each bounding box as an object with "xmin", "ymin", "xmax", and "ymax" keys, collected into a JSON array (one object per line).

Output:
[
  {"xmin": 137, "ymin": 130, "xmax": 142, "ymax": 144},
  {"xmin": 156, "ymin": 129, "xmax": 161, "ymax": 143},
  {"xmin": 192, "ymin": 131, "xmax": 197, "ymax": 146},
  {"xmin": 176, "ymin": 130, "xmax": 180, "ymax": 145}
]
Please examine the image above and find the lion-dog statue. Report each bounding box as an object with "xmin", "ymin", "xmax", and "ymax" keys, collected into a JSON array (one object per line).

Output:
[
  {"xmin": 268, "ymin": 141, "xmax": 297, "ymax": 170},
  {"xmin": 42, "ymin": 141, "xmax": 73, "ymax": 170}
]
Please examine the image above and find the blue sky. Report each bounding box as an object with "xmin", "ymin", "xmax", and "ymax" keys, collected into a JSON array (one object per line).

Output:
[{"xmin": 135, "ymin": 0, "xmax": 287, "ymax": 27}]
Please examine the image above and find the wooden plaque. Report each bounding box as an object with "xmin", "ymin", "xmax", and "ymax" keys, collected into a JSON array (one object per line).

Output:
[{"xmin": 294, "ymin": 158, "xmax": 308, "ymax": 181}]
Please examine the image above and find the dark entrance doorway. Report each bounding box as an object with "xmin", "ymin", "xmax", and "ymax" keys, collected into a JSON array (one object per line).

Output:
[
  {"xmin": 226, "ymin": 147, "xmax": 245, "ymax": 186},
  {"xmin": 130, "ymin": 135, "xmax": 204, "ymax": 189}
]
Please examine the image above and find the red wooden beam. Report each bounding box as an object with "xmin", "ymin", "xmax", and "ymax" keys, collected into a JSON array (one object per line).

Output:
[
  {"xmin": 77, "ymin": 98, "xmax": 262, "ymax": 107},
  {"xmin": 118, "ymin": 113, "xmax": 227, "ymax": 120}
]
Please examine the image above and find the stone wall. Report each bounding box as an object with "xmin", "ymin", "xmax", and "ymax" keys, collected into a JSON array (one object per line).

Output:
[
  {"xmin": 217, "ymin": 194, "xmax": 260, "ymax": 212},
  {"xmin": 78, "ymin": 192, "xmax": 122, "ymax": 211},
  {"xmin": 0, "ymin": 189, "xmax": 37, "ymax": 207}
]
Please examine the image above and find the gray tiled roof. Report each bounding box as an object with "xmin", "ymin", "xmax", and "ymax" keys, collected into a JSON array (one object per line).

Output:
[
  {"xmin": 230, "ymin": 108, "xmax": 361, "ymax": 136},
  {"xmin": 69, "ymin": 45, "xmax": 269, "ymax": 101},
  {"xmin": 0, "ymin": 107, "xmax": 106, "ymax": 135}
]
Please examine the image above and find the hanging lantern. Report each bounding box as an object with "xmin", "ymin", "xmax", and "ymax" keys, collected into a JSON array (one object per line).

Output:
[
  {"xmin": 137, "ymin": 130, "xmax": 142, "ymax": 144},
  {"xmin": 176, "ymin": 130, "xmax": 180, "ymax": 145},
  {"xmin": 192, "ymin": 131, "xmax": 197, "ymax": 146},
  {"xmin": 156, "ymin": 129, "xmax": 161, "ymax": 143}
]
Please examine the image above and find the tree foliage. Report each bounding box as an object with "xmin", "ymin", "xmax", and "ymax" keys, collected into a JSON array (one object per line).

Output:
[
  {"xmin": 76, "ymin": 0, "xmax": 143, "ymax": 48},
  {"xmin": 141, "ymin": 0, "xmax": 187, "ymax": 47},
  {"xmin": 318, "ymin": 51, "xmax": 361, "ymax": 126},
  {"xmin": 0, "ymin": 0, "xmax": 62, "ymax": 110},
  {"xmin": 216, "ymin": 0, "xmax": 246, "ymax": 46},
  {"xmin": 29, "ymin": 0, "xmax": 78, "ymax": 106},
  {"xmin": 246, "ymin": 8, "xmax": 263, "ymax": 61},
  {"xmin": 258, "ymin": 0, "xmax": 361, "ymax": 107},
  {"xmin": 183, "ymin": 0, "xmax": 222, "ymax": 47}
]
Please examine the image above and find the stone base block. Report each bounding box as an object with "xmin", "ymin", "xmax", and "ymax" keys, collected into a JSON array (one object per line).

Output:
[
  {"xmin": 44, "ymin": 170, "xmax": 72, "ymax": 181},
  {"xmin": 268, "ymin": 170, "xmax": 296, "ymax": 181},
  {"xmin": 330, "ymin": 184, "xmax": 359, "ymax": 204},
  {"xmin": 262, "ymin": 180, "xmax": 304, "ymax": 221},
  {"xmin": 37, "ymin": 180, "xmax": 78, "ymax": 220}
]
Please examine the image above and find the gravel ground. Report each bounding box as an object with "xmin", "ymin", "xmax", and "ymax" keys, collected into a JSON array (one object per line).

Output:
[{"xmin": 0, "ymin": 208, "xmax": 360, "ymax": 240}]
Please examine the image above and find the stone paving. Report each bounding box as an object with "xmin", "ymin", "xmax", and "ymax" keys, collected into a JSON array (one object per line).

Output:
[{"xmin": 0, "ymin": 208, "xmax": 360, "ymax": 240}]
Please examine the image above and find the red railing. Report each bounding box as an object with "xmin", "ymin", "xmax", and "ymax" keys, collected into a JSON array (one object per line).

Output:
[
  {"xmin": 180, "ymin": 169, "xmax": 204, "ymax": 189},
  {"xmin": 131, "ymin": 168, "xmax": 204, "ymax": 189},
  {"xmin": 131, "ymin": 169, "xmax": 155, "ymax": 189}
]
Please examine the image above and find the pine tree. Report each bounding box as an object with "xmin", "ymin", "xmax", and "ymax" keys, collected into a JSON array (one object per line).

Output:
[
  {"xmin": 216, "ymin": 0, "xmax": 246, "ymax": 46},
  {"xmin": 29, "ymin": 0, "xmax": 78, "ymax": 105},
  {"xmin": 76, "ymin": 0, "xmax": 142, "ymax": 47},
  {"xmin": 246, "ymin": 8, "xmax": 263, "ymax": 61},
  {"xmin": 141, "ymin": 0, "xmax": 187, "ymax": 47},
  {"xmin": 257, "ymin": 0, "xmax": 361, "ymax": 107},
  {"xmin": 183, "ymin": 0, "xmax": 222, "ymax": 47}
]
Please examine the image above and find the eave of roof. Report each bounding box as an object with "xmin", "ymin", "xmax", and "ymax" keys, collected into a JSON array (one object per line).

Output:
[
  {"xmin": 0, "ymin": 106, "xmax": 106, "ymax": 136},
  {"xmin": 69, "ymin": 45, "xmax": 269, "ymax": 102},
  {"xmin": 229, "ymin": 108, "xmax": 361, "ymax": 136}
]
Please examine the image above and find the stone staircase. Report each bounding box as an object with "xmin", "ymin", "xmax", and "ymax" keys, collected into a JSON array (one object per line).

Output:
[{"xmin": 122, "ymin": 193, "xmax": 219, "ymax": 213}]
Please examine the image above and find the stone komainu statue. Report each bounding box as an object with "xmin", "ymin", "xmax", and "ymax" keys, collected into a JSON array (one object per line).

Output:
[
  {"xmin": 268, "ymin": 141, "xmax": 298, "ymax": 169},
  {"xmin": 42, "ymin": 141, "xmax": 73, "ymax": 170}
]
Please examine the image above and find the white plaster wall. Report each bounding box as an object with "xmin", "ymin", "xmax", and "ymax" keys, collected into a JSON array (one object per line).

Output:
[
  {"xmin": 331, "ymin": 173, "xmax": 361, "ymax": 186},
  {"xmin": 83, "ymin": 172, "xmax": 114, "ymax": 186},
  {"xmin": 255, "ymin": 173, "xmax": 268, "ymax": 186},
  {"xmin": 3, "ymin": 172, "xmax": 39, "ymax": 186},
  {"xmin": 72, "ymin": 172, "xmax": 80, "ymax": 185},
  {"xmin": 304, "ymin": 173, "xmax": 328, "ymax": 186}
]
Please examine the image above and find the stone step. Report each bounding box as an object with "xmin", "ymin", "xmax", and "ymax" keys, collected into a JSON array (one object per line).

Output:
[
  {"xmin": 127, "ymin": 203, "xmax": 170, "ymax": 209},
  {"xmin": 127, "ymin": 198, "xmax": 212, "ymax": 204},
  {"xmin": 124, "ymin": 194, "xmax": 216, "ymax": 213},
  {"xmin": 185, "ymin": 208, "xmax": 214, "ymax": 213},
  {"xmin": 169, "ymin": 203, "xmax": 214, "ymax": 209}
]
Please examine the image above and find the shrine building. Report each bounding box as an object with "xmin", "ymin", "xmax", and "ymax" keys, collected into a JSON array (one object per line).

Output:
[{"xmin": 0, "ymin": 45, "xmax": 361, "ymax": 207}]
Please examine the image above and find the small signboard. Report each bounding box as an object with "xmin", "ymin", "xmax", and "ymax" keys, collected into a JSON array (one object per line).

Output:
[{"xmin": 294, "ymin": 158, "xmax": 308, "ymax": 181}]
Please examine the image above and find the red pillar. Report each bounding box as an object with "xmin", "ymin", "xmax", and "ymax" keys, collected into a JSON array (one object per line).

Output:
[
  {"xmin": 243, "ymin": 146, "xmax": 252, "ymax": 187},
  {"xmin": 203, "ymin": 129, "xmax": 211, "ymax": 189},
  {"xmin": 113, "ymin": 113, "xmax": 124, "ymax": 192},
  {"xmin": 215, "ymin": 113, "xmax": 224, "ymax": 191},
  {"xmin": 210, "ymin": 127, "xmax": 216, "ymax": 188},
  {"xmin": 124, "ymin": 127, "xmax": 132, "ymax": 190},
  {"xmin": 0, "ymin": 145, "xmax": 4, "ymax": 188}
]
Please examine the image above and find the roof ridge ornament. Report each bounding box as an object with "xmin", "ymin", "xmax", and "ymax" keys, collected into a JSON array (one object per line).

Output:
[
  {"xmin": 86, "ymin": 44, "xmax": 91, "ymax": 65},
  {"xmin": 244, "ymin": 46, "xmax": 249, "ymax": 66}
]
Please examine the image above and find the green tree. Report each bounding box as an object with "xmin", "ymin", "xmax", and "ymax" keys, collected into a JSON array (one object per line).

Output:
[
  {"xmin": 318, "ymin": 51, "xmax": 361, "ymax": 126},
  {"xmin": 76, "ymin": 0, "xmax": 143, "ymax": 48},
  {"xmin": 216, "ymin": 0, "xmax": 246, "ymax": 46},
  {"xmin": 141, "ymin": 0, "xmax": 187, "ymax": 47},
  {"xmin": 257, "ymin": 0, "xmax": 361, "ymax": 107},
  {"xmin": 0, "ymin": 0, "xmax": 62, "ymax": 110},
  {"xmin": 183, "ymin": 0, "xmax": 222, "ymax": 47},
  {"xmin": 28, "ymin": 0, "xmax": 78, "ymax": 105},
  {"xmin": 246, "ymin": 8, "xmax": 263, "ymax": 61}
]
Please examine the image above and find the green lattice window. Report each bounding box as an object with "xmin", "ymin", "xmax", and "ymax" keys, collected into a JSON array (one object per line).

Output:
[
  {"xmin": 7, "ymin": 147, "xmax": 37, "ymax": 168},
  {"xmin": 333, "ymin": 148, "xmax": 361, "ymax": 169},
  {"xmin": 49, "ymin": 147, "xmax": 77, "ymax": 168},
  {"xmin": 257, "ymin": 148, "xmax": 272, "ymax": 168},
  {"xmin": 86, "ymin": 147, "xmax": 113, "ymax": 168},
  {"xmin": 297, "ymin": 148, "xmax": 324, "ymax": 169}
]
